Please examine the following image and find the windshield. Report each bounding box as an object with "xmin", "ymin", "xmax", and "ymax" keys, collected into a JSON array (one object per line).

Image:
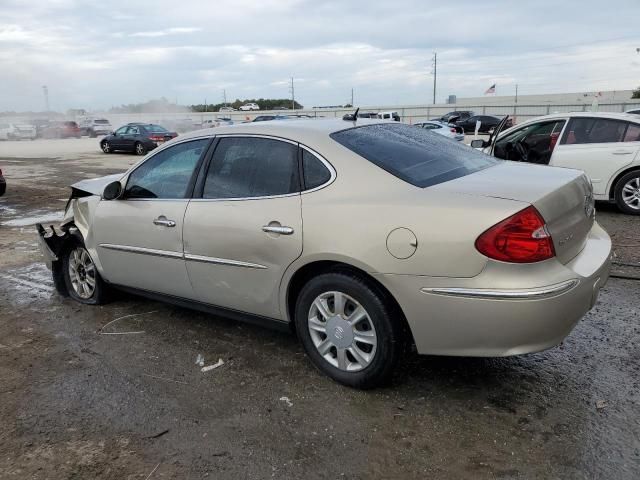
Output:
[{"xmin": 331, "ymin": 123, "xmax": 498, "ymax": 188}]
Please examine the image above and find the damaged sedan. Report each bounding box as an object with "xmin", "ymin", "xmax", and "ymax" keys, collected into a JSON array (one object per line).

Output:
[{"xmin": 37, "ymin": 118, "xmax": 612, "ymax": 388}]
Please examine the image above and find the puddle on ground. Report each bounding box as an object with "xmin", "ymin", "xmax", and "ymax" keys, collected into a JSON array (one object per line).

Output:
[
  {"xmin": 0, "ymin": 262, "xmax": 55, "ymax": 304},
  {"xmin": 2, "ymin": 211, "xmax": 63, "ymax": 227}
]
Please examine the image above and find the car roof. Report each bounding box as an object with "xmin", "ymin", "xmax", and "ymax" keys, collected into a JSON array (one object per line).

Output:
[{"xmin": 176, "ymin": 118, "xmax": 390, "ymax": 146}]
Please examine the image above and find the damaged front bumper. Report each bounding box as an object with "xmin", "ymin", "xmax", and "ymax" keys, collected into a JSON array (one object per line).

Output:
[{"xmin": 36, "ymin": 223, "xmax": 75, "ymax": 269}]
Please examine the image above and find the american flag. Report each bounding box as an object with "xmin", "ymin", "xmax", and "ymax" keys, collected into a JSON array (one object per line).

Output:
[{"xmin": 484, "ymin": 84, "xmax": 496, "ymax": 95}]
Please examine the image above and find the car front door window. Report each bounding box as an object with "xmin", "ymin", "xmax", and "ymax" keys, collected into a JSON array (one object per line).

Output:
[{"xmin": 125, "ymin": 139, "xmax": 208, "ymax": 199}]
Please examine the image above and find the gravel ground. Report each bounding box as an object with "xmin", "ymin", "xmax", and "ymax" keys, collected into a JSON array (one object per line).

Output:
[{"xmin": 0, "ymin": 138, "xmax": 639, "ymax": 479}]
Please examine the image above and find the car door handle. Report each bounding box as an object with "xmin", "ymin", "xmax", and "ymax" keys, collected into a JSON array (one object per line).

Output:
[
  {"xmin": 153, "ymin": 216, "xmax": 176, "ymax": 227},
  {"xmin": 262, "ymin": 225, "xmax": 294, "ymax": 235},
  {"xmin": 612, "ymin": 150, "xmax": 633, "ymax": 155}
]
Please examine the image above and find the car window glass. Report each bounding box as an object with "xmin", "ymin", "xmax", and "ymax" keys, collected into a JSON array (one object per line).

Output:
[
  {"xmin": 623, "ymin": 123, "xmax": 640, "ymax": 142},
  {"xmin": 203, "ymin": 137, "xmax": 299, "ymax": 199},
  {"xmin": 127, "ymin": 126, "xmax": 140, "ymax": 135},
  {"xmin": 561, "ymin": 118, "xmax": 626, "ymax": 144},
  {"xmin": 124, "ymin": 139, "xmax": 208, "ymax": 199},
  {"xmin": 331, "ymin": 123, "xmax": 498, "ymax": 188},
  {"xmin": 115, "ymin": 126, "xmax": 128, "ymax": 135},
  {"xmin": 302, "ymin": 149, "xmax": 331, "ymax": 190}
]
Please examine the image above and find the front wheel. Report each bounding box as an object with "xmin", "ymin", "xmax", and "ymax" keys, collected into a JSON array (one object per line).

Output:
[
  {"xmin": 614, "ymin": 170, "xmax": 640, "ymax": 215},
  {"xmin": 101, "ymin": 141, "xmax": 111, "ymax": 153},
  {"xmin": 62, "ymin": 242, "xmax": 109, "ymax": 304},
  {"xmin": 134, "ymin": 142, "xmax": 146, "ymax": 155},
  {"xmin": 295, "ymin": 272, "xmax": 405, "ymax": 389}
]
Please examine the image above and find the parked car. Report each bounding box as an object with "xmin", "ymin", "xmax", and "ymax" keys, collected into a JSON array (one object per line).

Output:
[
  {"xmin": 472, "ymin": 112, "xmax": 640, "ymax": 214},
  {"xmin": 437, "ymin": 110, "xmax": 475, "ymax": 124},
  {"xmin": 202, "ymin": 118, "xmax": 234, "ymax": 128},
  {"xmin": 252, "ymin": 115, "xmax": 291, "ymax": 122},
  {"xmin": 100, "ymin": 123, "xmax": 178, "ymax": 155},
  {"xmin": 456, "ymin": 115, "xmax": 512, "ymax": 134},
  {"xmin": 0, "ymin": 123, "xmax": 36, "ymax": 140},
  {"xmin": 219, "ymin": 106, "xmax": 236, "ymax": 112},
  {"xmin": 414, "ymin": 121, "xmax": 464, "ymax": 141},
  {"xmin": 356, "ymin": 112, "xmax": 380, "ymax": 119},
  {"xmin": 239, "ymin": 103, "xmax": 260, "ymax": 111},
  {"xmin": 41, "ymin": 121, "xmax": 82, "ymax": 139},
  {"xmin": 0, "ymin": 167, "xmax": 5, "ymax": 197},
  {"xmin": 38, "ymin": 119, "xmax": 611, "ymax": 388},
  {"xmin": 626, "ymin": 108, "xmax": 640, "ymax": 115},
  {"xmin": 377, "ymin": 111, "xmax": 400, "ymax": 122},
  {"xmin": 78, "ymin": 118, "xmax": 113, "ymax": 137}
]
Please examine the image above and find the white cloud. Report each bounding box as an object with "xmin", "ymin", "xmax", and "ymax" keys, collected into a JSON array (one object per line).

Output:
[{"xmin": 129, "ymin": 27, "xmax": 202, "ymax": 37}]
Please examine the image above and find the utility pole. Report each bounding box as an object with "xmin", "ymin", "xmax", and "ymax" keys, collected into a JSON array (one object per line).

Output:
[
  {"xmin": 431, "ymin": 52, "xmax": 437, "ymax": 105},
  {"xmin": 513, "ymin": 84, "xmax": 518, "ymax": 122},
  {"xmin": 42, "ymin": 85, "xmax": 50, "ymax": 113},
  {"xmin": 223, "ymin": 89, "xmax": 227, "ymax": 106},
  {"xmin": 289, "ymin": 77, "xmax": 295, "ymax": 110},
  {"xmin": 351, "ymin": 88, "xmax": 354, "ymax": 107},
  {"xmin": 204, "ymin": 98, "xmax": 207, "ymax": 112}
]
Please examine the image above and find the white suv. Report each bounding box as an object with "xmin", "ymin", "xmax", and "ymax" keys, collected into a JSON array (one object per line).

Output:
[
  {"xmin": 78, "ymin": 118, "xmax": 113, "ymax": 137},
  {"xmin": 239, "ymin": 103, "xmax": 260, "ymax": 111}
]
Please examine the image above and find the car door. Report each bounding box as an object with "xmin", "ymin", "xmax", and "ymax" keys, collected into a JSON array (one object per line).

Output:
[
  {"xmin": 110, "ymin": 126, "xmax": 128, "ymax": 149},
  {"xmin": 551, "ymin": 117, "xmax": 640, "ymax": 196},
  {"xmin": 91, "ymin": 138, "xmax": 210, "ymax": 298},
  {"xmin": 182, "ymin": 136, "xmax": 303, "ymax": 320},
  {"xmin": 494, "ymin": 119, "xmax": 567, "ymax": 165},
  {"xmin": 121, "ymin": 125, "xmax": 141, "ymax": 151}
]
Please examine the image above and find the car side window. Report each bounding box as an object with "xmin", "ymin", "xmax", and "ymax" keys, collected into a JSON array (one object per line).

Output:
[
  {"xmin": 203, "ymin": 137, "xmax": 299, "ymax": 199},
  {"xmin": 115, "ymin": 126, "xmax": 128, "ymax": 135},
  {"xmin": 126, "ymin": 126, "xmax": 140, "ymax": 135},
  {"xmin": 561, "ymin": 118, "xmax": 626, "ymax": 144},
  {"xmin": 302, "ymin": 149, "xmax": 331, "ymax": 190},
  {"xmin": 623, "ymin": 123, "xmax": 640, "ymax": 142},
  {"xmin": 124, "ymin": 139, "xmax": 208, "ymax": 199}
]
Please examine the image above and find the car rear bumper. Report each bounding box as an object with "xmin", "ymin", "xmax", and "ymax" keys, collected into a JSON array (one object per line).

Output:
[{"xmin": 375, "ymin": 221, "xmax": 612, "ymax": 357}]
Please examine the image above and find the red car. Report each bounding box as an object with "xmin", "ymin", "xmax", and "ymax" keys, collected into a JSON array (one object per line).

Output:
[{"xmin": 41, "ymin": 121, "xmax": 82, "ymax": 139}]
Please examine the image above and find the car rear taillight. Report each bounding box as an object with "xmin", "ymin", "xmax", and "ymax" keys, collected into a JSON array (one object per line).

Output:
[
  {"xmin": 450, "ymin": 128, "xmax": 457, "ymax": 133},
  {"xmin": 149, "ymin": 135, "xmax": 163, "ymax": 141},
  {"xmin": 475, "ymin": 206, "xmax": 555, "ymax": 263}
]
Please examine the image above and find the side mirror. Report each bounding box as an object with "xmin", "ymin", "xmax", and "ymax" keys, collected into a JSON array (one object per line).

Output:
[
  {"xmin": 470, "ymin": 139, "xmax": 487, "ymax": 149},
  {"xmin": 103, "ymin": 181, "xmax": 122, "ymax": 200}
]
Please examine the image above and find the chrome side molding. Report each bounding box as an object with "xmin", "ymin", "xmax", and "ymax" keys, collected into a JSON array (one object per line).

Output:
[
  {"xmin": 99, "ymin": 244, "xmax": 183, "ymax": 259},
  {"xmin": 184, "ymin": 253, "xmax": 267, "ymax": 270}
]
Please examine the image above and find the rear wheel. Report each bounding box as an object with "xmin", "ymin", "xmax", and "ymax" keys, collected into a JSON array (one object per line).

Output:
[
  {"xmin": 134, "ymin": 142, "xmax": 146, "ymax": 155},
  {"xmin": 614, "ymin": 170, "xmax": 640, "ymax": 215},
  {"xmin": 62, "ymin": 241, "xmax": 109, "ymax": 305},
  {"xmin": 295, "ymin": 272, "xmax": 404, "ymax": 389}
]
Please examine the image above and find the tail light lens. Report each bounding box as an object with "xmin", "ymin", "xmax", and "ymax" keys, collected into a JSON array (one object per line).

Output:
[
  {"xmin": 475, "ymin": 206, "xmax": 555, "ymax": 263},
  {"xmin": 149, "ymin": 135, "xmax": 164, "ymax": 141},
  {"xmin": 450, "ymin": 128, "xmax": 457, "ymax": 133}
]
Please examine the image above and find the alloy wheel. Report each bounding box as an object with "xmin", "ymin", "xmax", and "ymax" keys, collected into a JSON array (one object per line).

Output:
[
  {"xmin": 307, "ymin": 291, "xmax": 377, "ymax": 372},
  {"xmin": 101, "ymin": 141, "xmax": 110, "ymax": 153},
  {"xmin": 135, "ymin": 143, "xmax": 145, "ymax": 155},
  {"xmin": 621, "ymin": 176, "xmax": 640, "ymax": 210},
  {"xmin": 68, "ymin": 247, "xmax": 96, "ymax": 299}
]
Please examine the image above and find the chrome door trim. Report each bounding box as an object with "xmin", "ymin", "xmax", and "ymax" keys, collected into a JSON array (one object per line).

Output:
[
  {"xmin": 99, "ymin": 243, "xmax": 184, "ymax": 259},
  {"xmin": 184, "ymin": 253, "xmax": 268, "ymax": 269},
  {"xmin": 421, "ymin": 279, "xmax": 579, "ymax": 300},
  {"xmin": 214, "ymin": 133, "xmax": 298, "ymax": 145}
]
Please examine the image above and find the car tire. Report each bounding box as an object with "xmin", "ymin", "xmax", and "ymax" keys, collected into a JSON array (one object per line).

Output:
[
  {"xmin": 134, "ymin": 142, "xmax": 146, "ymax": 155},
  {"xmin": 614, "ymin": 170, "xmax": 640, "ymax": 215},
  {"xmin": 294, "ymin": 271, "xmax": 405, "ymax": 389},
  {"xmin": 62, "ymin": 240, "xmax": 109, "ymax": 305},
  {"xmin": 101, "ymin": 141, "xmax": 111, "ymax": 153}
]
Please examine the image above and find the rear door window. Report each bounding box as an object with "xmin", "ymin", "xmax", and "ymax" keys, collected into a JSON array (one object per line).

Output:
[
  {"xmin": 203, "ymin": 137, "xmax": 299, "ymax": 199},
  {"xmin": 623, "ymin": 123, "xmax": 640, "ymax": 142},
  {"xmin": 561, "ymin": 118, "xmax": 627, "ymax": 144},
  {"xmin": 302, "ymin": 149, "xmax": 332, "ymax": 190},
  {"xmin": 331, "ymin": 123, "xmax": 497, "ymax": 188}
]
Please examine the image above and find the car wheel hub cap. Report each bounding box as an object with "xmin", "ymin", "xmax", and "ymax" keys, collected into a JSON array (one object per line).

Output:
[
  {"xmin": 622, "ymin": 177, "xmax": 640, "ymax": 209},
  {"xmin": 68, "ymin": 247, "xmax": 96, "ymax": 299},
  {"xmin": 307, "ymin": 291, "xmax": 377, "ymax": 372}
]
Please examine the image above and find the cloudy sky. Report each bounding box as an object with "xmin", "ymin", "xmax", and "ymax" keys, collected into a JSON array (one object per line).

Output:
[{"xmin": 1, "ymin": 0, "xmax": 639, "ymax": 111}]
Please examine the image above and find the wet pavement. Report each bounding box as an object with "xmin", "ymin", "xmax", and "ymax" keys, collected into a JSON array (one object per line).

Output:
[{"xmin": 1, "ymin": 138, "xmax": 639, "ymax": 479}]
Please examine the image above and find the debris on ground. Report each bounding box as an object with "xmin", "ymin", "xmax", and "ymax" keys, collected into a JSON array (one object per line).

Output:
[
  {"xmin": 201, "ymin": 358, "xmax": 224, "ymax": 372},
  {"xmin": 98, "ymin": 310, "xmax": 157, "ymax": 335},
  {"xmin": 146, "ymin": 429, "xmax": 170, "ymax": 439},
  {"xmin": 195, "ymin": 353, "xmax": 204, "ymax": 367},
  {"xmin": 279, "ymin": 396, "xmax": 293, "ymax": 407},
  {"xmin": 596, "ymin": 400, "xmax": 607, "ymax": 410}
]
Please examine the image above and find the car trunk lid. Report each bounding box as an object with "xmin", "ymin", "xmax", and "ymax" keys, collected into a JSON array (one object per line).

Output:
[{"xmin": 434, "ymin": 162, "xmax": 595, "ymax": 264}]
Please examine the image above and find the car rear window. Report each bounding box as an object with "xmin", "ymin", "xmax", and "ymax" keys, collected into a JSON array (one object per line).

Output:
[
  {"xmin": 330, "ymin": 123, "xmax": 498, "ymax": 188},
  {"xmin": 146, "ymin": 124, "xmax": 168, "ymax": 133}
]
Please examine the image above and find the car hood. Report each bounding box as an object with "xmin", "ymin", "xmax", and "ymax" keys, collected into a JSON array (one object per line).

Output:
[{"xmin": 71, "ymin": 173, "xmax": 122, "ymax": 196}]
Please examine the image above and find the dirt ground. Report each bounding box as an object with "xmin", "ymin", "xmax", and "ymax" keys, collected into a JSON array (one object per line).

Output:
[{"xmin": 1, "ymin": 138, "xmax": 639, "ymax": 479}]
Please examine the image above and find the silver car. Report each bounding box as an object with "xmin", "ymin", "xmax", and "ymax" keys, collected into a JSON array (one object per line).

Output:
[
  {"xmin": 414, "ymin": 120, "xmax": 465, "ymax": 141},
  {"xmin": 37, "ymin": 119, "xmax": 612, "ymax": 388}
]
